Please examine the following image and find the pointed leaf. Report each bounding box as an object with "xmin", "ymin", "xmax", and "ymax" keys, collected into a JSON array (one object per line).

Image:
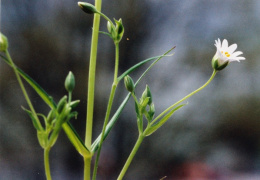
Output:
[
  {"xmin": 22, "ymin": 106, "xmax": 43, "ymax": 131},
  {"xmin": 117, "ymin": 54, "xmax": 171, "ymax": 82},
  {"xmin": 62, "ymin": 122, "xmax": 91, "ymax": 157},
  {"xmin": 144, "ymin": 104, "xmax": 185, "ymax": 136}
]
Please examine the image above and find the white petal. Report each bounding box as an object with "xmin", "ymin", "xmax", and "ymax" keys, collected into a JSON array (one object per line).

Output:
[
  {"xmin": 236, "ymin": 57, "xmax": 246, "ymax": 60},
  {"xmin": 222, "ymin": 39, "xmax": 228, "ymax": 49},
  {"xmin": 228, "ymin": 44, "xmax": 237, "ymax": 54},
  {"xmin": 232, "ymin": 51, "xmax": 243, "ymax": 57},
  {"xmin": 215, "ymin": 39, "xmax": 221, "ymax": 48}
]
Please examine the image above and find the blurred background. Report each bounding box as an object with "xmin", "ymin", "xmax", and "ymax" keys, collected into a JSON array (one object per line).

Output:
[{"xmin": 1, "ymin": 0, "xmax": 260, "ymax": 179}]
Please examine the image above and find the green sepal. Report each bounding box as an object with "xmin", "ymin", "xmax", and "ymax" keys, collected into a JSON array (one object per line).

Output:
[
  {"xmin": 37, "ymin": 131, "xmax": 49, "ymax": 149},
  {"xmin": 57, "ymin": 96, "xmax": 68, "ymax": 114},
  {"xmin": 212, "ymin": 57, "xmax": 229, "ymax": 71},
  {"xmin": 22, "ymin": 107, "xmax": 43, "ymax": 131},
  {"xmin": 99, "ymin": 31, "xmax": 113, "ymax": 39},
  {"xmin": 140, "ymin": 97, "xmax": 150, "ymax": 113},
  {"xmin": 46, "ymin": 109, "xmax": 56, "ymax": 125},
  {"xmin": 147, "ymin": 103, "xmax": 155, "ymax": 122},
  {"xmin": 69, "ymin": 100, "xmax": 80, "ymax": 109},
  {"xmin": 144, "ymin": 104, "xmax": 185, "ymax": 136},
  {"xmin": 134, "ymin": 101, "xmax": 140, "ymax": 117},
  {"xmin": 69, "ymin": 111, "xmax": 78, "ymax": 120}
]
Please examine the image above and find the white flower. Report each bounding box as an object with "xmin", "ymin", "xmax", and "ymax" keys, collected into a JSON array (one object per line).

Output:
[{"xmin": 212, "ymin": 38, "xmax": 245, "ymax": 71}]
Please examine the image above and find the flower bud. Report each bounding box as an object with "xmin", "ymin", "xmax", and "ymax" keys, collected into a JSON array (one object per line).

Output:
[
  {"xmin": 141, "ymin": 85, "xmax": 152, "ymax": 105},
  {"xmin": 124, "ymin": 75, "xmax": 135, "ymax": 92},
  {"xmin": 78, "ymin": 2, "xmax": 99, "ymax": 14},
  {"xmin": 107, "ymin": 21, "xmax": 113, "ymax": 33},
  {"xmin": 0, "ymin": 33, "xmax": 8, "ymax": 52},
  {"xmin": 114, "ymin": 18, "xmax": 124, "ymax": 42},
  {"xmin": 65, "ymin": 71, "xmax": 75, "ymax": 92}
]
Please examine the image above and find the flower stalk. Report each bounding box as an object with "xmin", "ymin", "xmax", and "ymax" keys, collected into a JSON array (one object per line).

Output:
[
  {"xmin": 92, "ymin": 42, "xmax": 120, "ymax": 180},
  {"xmin": 84, "ymin": 0, "xmax": 102, "ymax": 179}
]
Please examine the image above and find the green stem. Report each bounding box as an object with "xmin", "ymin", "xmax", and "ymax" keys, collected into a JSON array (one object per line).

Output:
[
  {"xmin": 152, "ymin": 69, "xmax": 217, "ymax": 124},
  {"xmin": 84, "ymin": 0, "xmax": 102, "ymax": 179},
  {"xmin": 85, "ymin": 0, "xmax": 102, "ymax": 149},
  {"xmin": 84, "ymin": 157, "xmax": 92, "ymax": 180},
  {"xmin": 44, "ymin": 147, "xmax": 52, "ymax": 180},
  {"xmin": 5, "ymin": 50, "xmax": 43, "ymax": 130},
  {"xmin": 92, "ymin": 43, "xmax": 120, "ymax": 180},
  {"xmin": 117, "ymin": 134, "xmax": 145, "ymax": 180}
]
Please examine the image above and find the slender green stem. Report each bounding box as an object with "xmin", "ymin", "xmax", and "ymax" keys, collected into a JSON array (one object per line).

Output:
[
  {"xmin": 117, "ymin": 134, "xmax": 145, "ymax": 180},
  {"xmin": 152, "ymin": 69, "xmax": 217, "ymax": 124},
  {"xmin": 44, "ymin": 147, "xmax": 52, "ymax": 180},
  {"xmin": 92, "ymin": 43, "xmax": 120, "ymax": 180},
  {"xmin": 85, "ymin": 0, "xmax": 102, "ymax": 149},
  {"xmin": 84, "ymin": 157, "xmax": 92, "ymax": 180},
  {"xmin": 84, "ymin": 0, "xmax": 102, "ymax": 179},
  {"xmin": 114, "ymin": 43, "xmax": 119, "ymax": 83},
  {"xmin": 5, "ymin": 50, "xmax": 43, "ymax": 130}
]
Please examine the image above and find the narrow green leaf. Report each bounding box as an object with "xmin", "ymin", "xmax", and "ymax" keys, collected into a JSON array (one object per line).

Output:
[
  {"xmin": 22, "ymin": 106, "xmax": 43, "ymax": 131},
  {"xmin": 117, "ymin": 54, "xmax": 171, "ymax": 82},
  {"xmin": 62, "ymin": 122, "xmax": 91, "ymax": 157},
  {"xmin": 144, "ymin": 104, "xmax": 185, "ymax": 136}
]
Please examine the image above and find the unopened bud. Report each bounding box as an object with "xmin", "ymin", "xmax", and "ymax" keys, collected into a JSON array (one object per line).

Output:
[
  {"xmin": 0, "ymin": 33, "xmax": 8, "ymax": 52},
  {"xmin": 124, "ymin": 75, "xmax": 135, "ymax": 92},
  {"xmin": 78, "ymin": 2, "xmax": 99, "ymax": 14},
  {"xmin": 65, "ymin": 71, "xmax": 75, "ymax": 92},
  {"xmin": 115, "ymin": 18, "xmax": 124, "ymax": 42}
]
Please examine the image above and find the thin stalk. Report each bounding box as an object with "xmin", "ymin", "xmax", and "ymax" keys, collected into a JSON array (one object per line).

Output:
[
  {"xmin": 84, "ymin": 157, "xmax": 92, "ymax": 180},
  {"xmin": 85, "ymin": 0, "xmax": 102, "ymax": 149},
  {"xmin": 152, "ymin": 69, "xmax": 217, "ymax": 124},
  {"xmin": 44, "ymin": 147, "xmax": 52, "ymax": 180},
  {"xmin": 92, "ymin": 43, "xmax": 120, "ymax": 180},
  {"xmin": 5, "ymin": 50, "xmax": 43, "ymax": 130},
  {"xmin": 84, "ymin": 0, "xmax": 102, "ymax": 179},
  {"xmin": 117, "ymin": 134, "xmax": 145, "ymax": 180}
]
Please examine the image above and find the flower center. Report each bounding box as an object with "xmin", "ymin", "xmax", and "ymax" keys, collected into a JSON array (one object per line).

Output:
[{"xmin": 221, "ymin": 51, "xmax": 230, "ymax": 57}]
